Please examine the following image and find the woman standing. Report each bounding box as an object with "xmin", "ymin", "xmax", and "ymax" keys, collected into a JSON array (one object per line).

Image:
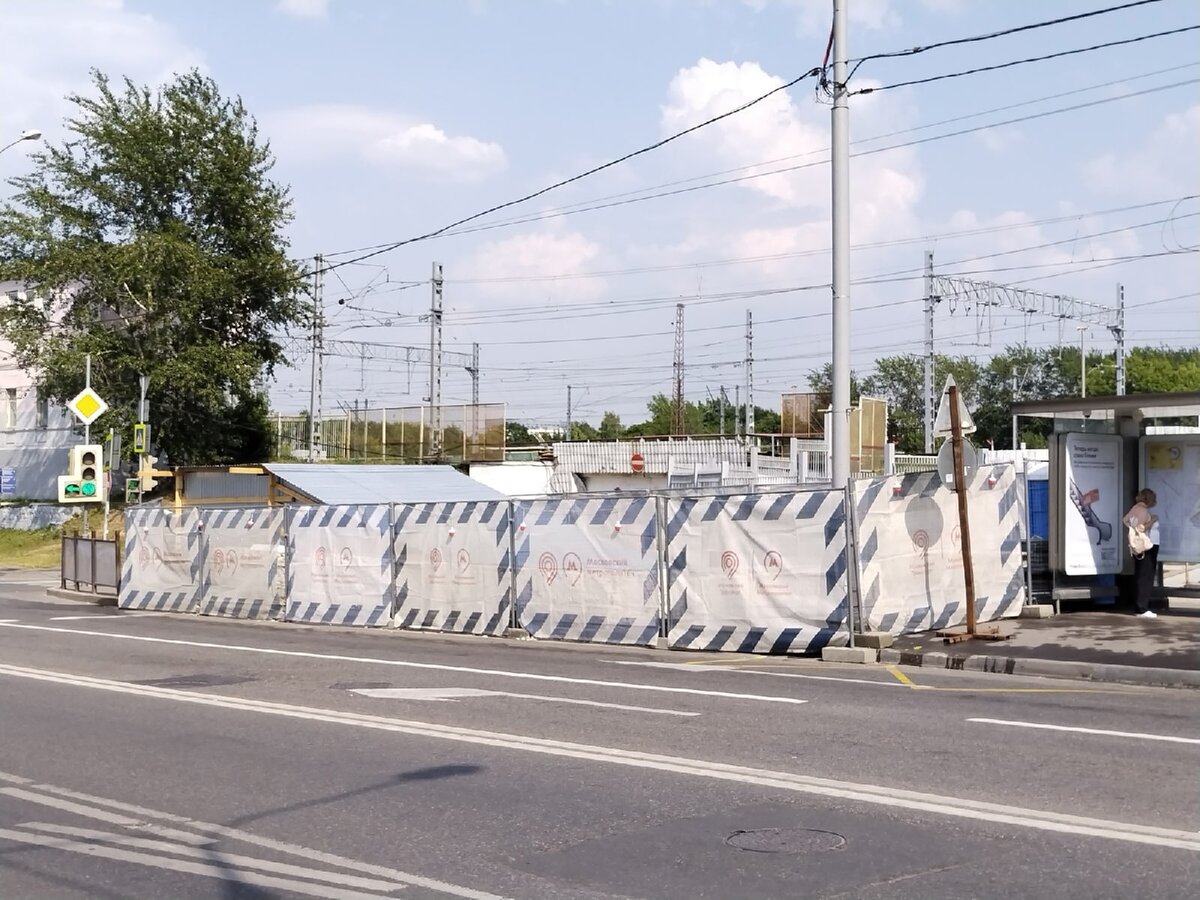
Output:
[{"xmin": 1125, "ymin": 489, "xmax": 1160, "ymax": 619}]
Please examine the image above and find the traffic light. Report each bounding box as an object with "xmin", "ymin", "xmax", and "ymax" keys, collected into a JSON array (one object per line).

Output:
[
  {"xmin": 139, "ymin": 453, "xmax": 160, "ymax": 493},
  {"xmin": 57, "ymin": 443, "xmax": 104, "ymax": 504}
]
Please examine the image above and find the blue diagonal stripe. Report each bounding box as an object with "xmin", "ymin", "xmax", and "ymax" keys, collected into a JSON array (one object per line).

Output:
[
  {"xmin": 796, "ymin": 492, "xmax": 825, "ymax": 520},
  {"xmin": 763, "ymin": 493, "xmax": 793, "ymax": 521},
  {"xmin": 590, "ymin": 498, "xmax": 619, "ymax": 526}
]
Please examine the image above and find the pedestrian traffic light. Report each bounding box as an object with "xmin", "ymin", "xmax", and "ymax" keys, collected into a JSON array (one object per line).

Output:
[{"xmin": 57, "ymin": 443, "xmax": 104, "ymax": 504}]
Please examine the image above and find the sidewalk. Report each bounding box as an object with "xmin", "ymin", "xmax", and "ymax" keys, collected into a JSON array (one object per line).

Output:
[{"xmin": 883, "ymin": 602, "xmax": 1200, "ymax": 689}]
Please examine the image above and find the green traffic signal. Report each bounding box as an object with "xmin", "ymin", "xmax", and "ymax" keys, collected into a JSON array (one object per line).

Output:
[
  {"xmin": 65, "ymin": 482, "xmax": 81, "ymax": 495},
  {"xmin": 82, "ymin": 482, "xmax": 97, "ymax": 496}
]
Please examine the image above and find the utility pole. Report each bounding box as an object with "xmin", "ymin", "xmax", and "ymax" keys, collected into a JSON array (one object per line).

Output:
[
  {"xmin": 734, "ymin": 385, "xmax": 740, "ymax": 438},
  {"xmin": 469, "ymin": 342, "xmax": 480, "ymax": 407},
  {"xmin": 1079, "ymin": 326, "xmax": 1088, "ymax": 399},
  {"xmin": 428, "ymin": 261, "xmax": 444, "ymax": 460},
  {"xmin": 565, "ymin": 385, "xmax": 572, "ymax": 442},
  {"xmin": 468, "ymin": 341, "xmax": 480, "ymax": 460},
  {"xmin": 744, "ymin": 310, "xmax": 755, "ymax": 440},
  {"xmin": 1115, "ymin": 283, "xmax": 1126, "ymax": 396},
  {"xmin": 719, "ymin": 386, "xmax": 728, "ymax": 437},
  {"xmin": 923, "ymin": 250, "xmax": 935, "ymax": 454},
  {"xmin": 830, "ymin": 0, "xmax": 852, "ymax": 488},
  {"xmin": 307, "ymin": 254, "xmax": 324, "ymax": 462},
  {"xmin": 672, "ymin": 303, "xmax": 686, "ymax": 435}
]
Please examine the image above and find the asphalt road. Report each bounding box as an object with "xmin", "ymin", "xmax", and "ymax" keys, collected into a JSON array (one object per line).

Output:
[{"xmin": 2, "ymin": 571, "xmax": 1199, "ymax": 899}]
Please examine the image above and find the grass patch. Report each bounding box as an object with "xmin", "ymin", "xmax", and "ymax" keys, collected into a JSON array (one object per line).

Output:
[{"xmin": 0, "ymin": 527, "xmax": 63, "ymax": 569}]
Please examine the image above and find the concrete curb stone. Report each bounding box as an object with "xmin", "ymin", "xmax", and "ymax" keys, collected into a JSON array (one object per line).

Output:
[
  {"xmin": 45, "ymin": 587, "xmax": 117, "ymax": 607},
  {"xmin": 879, "ymin": 647, "xmax": 1200, "ymax": 689}
]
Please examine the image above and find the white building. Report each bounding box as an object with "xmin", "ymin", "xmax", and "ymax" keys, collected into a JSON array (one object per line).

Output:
[{"xmin": 1, "ymin": 282, "xmax": 75, "ymax": 499}]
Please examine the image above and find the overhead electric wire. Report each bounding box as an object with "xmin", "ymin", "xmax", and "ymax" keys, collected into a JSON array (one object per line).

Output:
[
  {"xmin": 851, "ymin": 26, "xmax": 1200, "ymax": 95},
  {"xmin": 308, "ymin": 66, "xmax": 825, "ymax": 279},
  {"xmin": 847, "ymin": 0, "xmax": 1167, "ymax": 72}
]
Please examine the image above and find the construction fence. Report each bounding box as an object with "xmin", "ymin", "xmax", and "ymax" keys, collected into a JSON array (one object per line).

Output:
[{"xmin": 120, "ymin": 464, "xmax": 1027, "ymax": 653}]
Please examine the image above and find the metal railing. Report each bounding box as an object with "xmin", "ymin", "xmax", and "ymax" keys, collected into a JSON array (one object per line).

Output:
[{"xmin": 61, "ymin": 535, "xmax": 120, "ymax": 595}]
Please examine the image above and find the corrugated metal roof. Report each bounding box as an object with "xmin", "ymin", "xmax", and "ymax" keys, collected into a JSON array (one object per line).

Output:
[{"xmin": 264, "ymin": 463, "xmax": 505, "ymax": 505}]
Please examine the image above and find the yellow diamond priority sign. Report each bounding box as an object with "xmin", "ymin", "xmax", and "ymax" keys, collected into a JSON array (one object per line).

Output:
[{"xmin": 68, "ymin": 387, "xmax": 108, "ymax": 426}]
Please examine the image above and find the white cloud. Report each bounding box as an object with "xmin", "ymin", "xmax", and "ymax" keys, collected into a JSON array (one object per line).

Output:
[
  {"xmin": 0, "ymin": 0, "xmax": 203, "ymax": 153},
  {"xmin": 275, "ymin": 0, "xmax": 329, "ymax": 18},
  {"xmin": 265, "ymin": 105, "xmax": 506, "ymax": 181},
  {"xmin": 1085, "ymin": 104, "xmax": 1200, "ymax": 199},
  {"xmin": 975, "ymin": 127, "xmax": 1024, "ymax": 153},
  {"xmin": 659, "ymin": 58, "xmax": 922, "ymax": 242},
  {"xmin": 463, "ymin": 231, "xmax": 603, "ymax": 298}
]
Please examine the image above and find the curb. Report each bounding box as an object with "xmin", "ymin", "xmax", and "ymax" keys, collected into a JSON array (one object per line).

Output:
[
  {"xmin": 46, "ymin": 587, "xmax": 118, "ymax": 607},
  {"xmin": 879, "ymin": 648, "xmax": 1200, "ymax": 690}
]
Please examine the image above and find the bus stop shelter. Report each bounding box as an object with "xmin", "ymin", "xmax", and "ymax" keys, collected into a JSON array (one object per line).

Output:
[{"xmin": 1011, "ymin": 391, "xmax": 1200, "ymax": 609}]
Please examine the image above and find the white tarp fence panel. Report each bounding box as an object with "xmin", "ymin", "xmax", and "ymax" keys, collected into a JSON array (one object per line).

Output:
[
  {"xmin": 393, "ymin": 499, "xmax": 512, "ymax": 636},
  {"xmin": 664, "ymin": 490, "xmax": 851, "ymax": 653},
  {"xmin": 285, "ymin": 504, "xmax": 393, "ymax": 627},
  {"xmin": 854, "ymin": 464, "xmax": 1025, "ymax": 634},
  {"xmin": 511, "ymin": 496, "xmax": 661, "ymax": 646},
  {"xmin": 199, "ymin": 507, "xmax": 285, "ymax": 619},
  {"xmin": 120, "ymin": 507, "xmax": 202, "ymax": 612}
]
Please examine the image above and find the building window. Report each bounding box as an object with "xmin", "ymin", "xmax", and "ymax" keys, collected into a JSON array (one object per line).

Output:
[
  {"xmin": 35, "ymin": 389, "xmax": 48, "ymax": 429},
  {"xmin": 3, "ymin": 388, "xmax": 15, "ymax": 430}
]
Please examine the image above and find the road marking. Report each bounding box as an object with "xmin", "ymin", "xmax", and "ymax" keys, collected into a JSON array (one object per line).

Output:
[
  {"xmin": 968, "ymin": 718, "xmax": 1200, "ymax": 745},
  {"xmin": 350, "ymin": 686, "xmax": 701, "ymax": 717},
  {"xmin": 2, "ymin": 663, "xmax": 1198, "ymax": 853},
  {"xmin": 0, "ymin": 828, "xmax": 397, "ymax": 900},
  {"xmin": 888, "ymin": 666, "xmax": 916, "ymax": 687},
  {"xmin": 22, "ymin": 823, "xmax": 410, "ymax": 894},
  {"xmin": 0, "ymin": 621, "xmax": 807, "ymax": 706},
  {"xmin": 607, "ymin": 659, "xmax": 903, "ymax": 688},
  {"xmin": 0, "ymin": 771, "xmax": 509, "ymax": 900},
  {"xmin": 48, "ymin": 612, "xmax": 173, "ymax": 621}
]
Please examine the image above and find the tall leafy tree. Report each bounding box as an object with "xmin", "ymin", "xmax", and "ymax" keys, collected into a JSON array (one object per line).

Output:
[{"xmin": 0, "ymin": 70, "xmax": 305, "ymax": 465}]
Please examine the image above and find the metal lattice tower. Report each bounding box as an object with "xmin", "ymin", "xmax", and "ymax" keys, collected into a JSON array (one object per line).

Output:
[
  {"xmin": 429, "ymin": 261, "xmax": 444, "ymax": 460},
  {"xmin": 672, "ymin": 303, "xmax": 685, "ymax": 435},
  {"xmin": 922, "ymin": 250, "xmax": 1124, "ymax": 452}
]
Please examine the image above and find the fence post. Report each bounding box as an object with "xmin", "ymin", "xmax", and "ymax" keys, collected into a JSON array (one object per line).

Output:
[
  {"xmin": 656, "ymin": 494, "xmax": 669, "ymax": 640},
  {"xmin": 385, "ymin": 502, "xmax": 397, "ymax": 626},
  {"xmin": 507, "ymin": 500, "xmax": 520, "ymax": 631},
  {"xmin": 60, "ymin": 536, "xmax": 67, "ymax": 590},
  {"xmin": 280, "ymin": 505, "xmax": 294, "ymax": 621},
  {"xmin": 1022, "ymin": 470, "xmax": 1035, "ymax": 610},
  {"xmin": 91, "ymin": 537, "xmax": 98, "ymax": 594},
  {"xmin": 843, "ymin": 479, "xmax": 862, "ymax": 648}
]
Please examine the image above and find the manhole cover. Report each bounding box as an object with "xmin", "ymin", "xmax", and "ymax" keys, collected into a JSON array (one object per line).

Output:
[
  {"xmin": 726, "ymin": 827, "xmax": 846, "ymax": 854},
  {"xmin": 132, "ymin": 674, "xmax": 252, "ymax": 689}
]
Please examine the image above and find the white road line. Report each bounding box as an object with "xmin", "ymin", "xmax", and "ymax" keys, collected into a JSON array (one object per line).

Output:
[
  {"xmin": 2, "ymin": 663, "xmax": 1198, "ymax": 853},
  {"xmin": 606, "ymin": 659, "xmax": 905, "ymax": 688},
  {"xmin": 0, "ymin": 769, "xmax": 509, "ymax": 900},
  {"xmin": 0, "ymin": 621, "xmax": 807, "ymax": 706},
  {"xmin": 49, "ymin": 612, "xmax": 173, "ymax": 621},
  {"xmin": 968, "ymin": 718, "xmax": 1200, "ymax": 745},
  {"xmin": 0, "ymin": 828, "xmax": 395, "ymax": 900},
  {"xmin": 0, "ymin": 787, "xmax": 229, "ymax": 847},
  {"xmin": 351, "ymin": 686, "xmax": 703, "ymax": 716},
  {"xmin": 22, "ymin": 823, "xmax": 410, "ymax": 894}
]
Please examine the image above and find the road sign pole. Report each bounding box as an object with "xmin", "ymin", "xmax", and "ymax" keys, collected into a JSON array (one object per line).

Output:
[{"xmin": 949, "ymin": 384, "xmax": 977, "ymax": 635}]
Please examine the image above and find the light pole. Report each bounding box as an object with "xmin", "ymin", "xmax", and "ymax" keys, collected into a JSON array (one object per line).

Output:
[{"xmin": 0, "ymin": 129, "xmax": 42, "ymax": 156}]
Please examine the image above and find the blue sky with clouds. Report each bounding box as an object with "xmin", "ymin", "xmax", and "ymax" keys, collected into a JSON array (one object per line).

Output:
[{"xmin": 2, "ymin": 0, "xmax": 1197, "ymax": 426}]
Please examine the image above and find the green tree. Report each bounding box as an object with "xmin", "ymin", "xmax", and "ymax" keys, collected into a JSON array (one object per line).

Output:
[
  {"xmin": 505, "ymin": 421, "xmax": 537, "ymax": 446},
  {"xmin": 858, "ymin": 354, "xmax": 982, "ymax": 452},
  {"xmin": 598, "ymin": 410, "xmax": 623, "ymax": 439},
  {"xmin": 0, "ymin": 70, "xmax": 304, "ymax": 465}
]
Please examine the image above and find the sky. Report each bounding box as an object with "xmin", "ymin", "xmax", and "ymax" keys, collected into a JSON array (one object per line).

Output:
[{"xmin": 1, "ymin": 0, "xmax": 1198, "ymax": 429}]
